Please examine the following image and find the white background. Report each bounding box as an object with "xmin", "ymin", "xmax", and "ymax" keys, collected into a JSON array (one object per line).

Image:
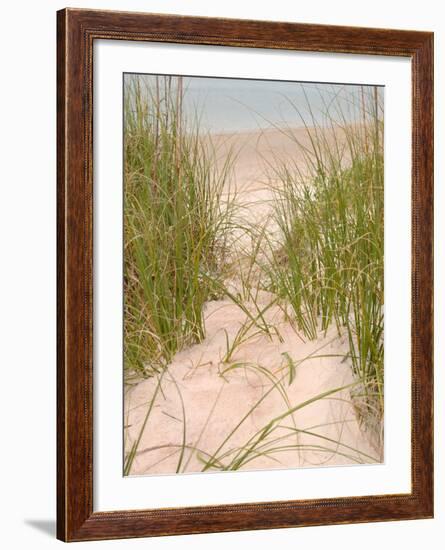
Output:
[{"xmin": 0, "ymin": 0, "xmax": 442, "ymax": 548}]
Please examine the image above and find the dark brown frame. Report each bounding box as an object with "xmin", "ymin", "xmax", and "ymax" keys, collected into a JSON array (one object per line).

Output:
[{"xmin": 57, "ymin": 8, "xmax": 434, "ymax": 542}]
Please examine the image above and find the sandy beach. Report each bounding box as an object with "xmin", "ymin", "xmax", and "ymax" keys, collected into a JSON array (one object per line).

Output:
[{"xmin": 124, "ymin": 126, "xmax": 382, "ymax": 476}]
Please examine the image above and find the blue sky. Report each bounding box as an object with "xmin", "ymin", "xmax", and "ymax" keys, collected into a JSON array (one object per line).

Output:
[{"xmin": 125, "ymin": 74, "xmax": 383, "ymax": 133}]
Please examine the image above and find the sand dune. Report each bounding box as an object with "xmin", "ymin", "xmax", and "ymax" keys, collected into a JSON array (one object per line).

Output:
[
  {"xmin": 126, "ymin": 300, "xmax": 379, "ymax": 476},
  {"xmin": 125, "ymin": 126, "xmax": 382, "ymax": 476}
]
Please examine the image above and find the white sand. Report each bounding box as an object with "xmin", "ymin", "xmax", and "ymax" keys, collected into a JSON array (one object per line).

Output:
[{"xmin": 125, "ymin": 127, "xmax": 382, "ymax": 476}]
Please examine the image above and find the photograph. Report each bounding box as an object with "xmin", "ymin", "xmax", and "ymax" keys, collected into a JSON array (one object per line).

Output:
[
  {"xmin": 0, "ymin": 0, "xmax": 437, "ymax": 545},
  {"xmin": 122, "ymin": 73, "xmax": 385, "ymax": 476},
  {"xmin": 51, "ymin": 5, "xmax": 433, "ymax": 542}
]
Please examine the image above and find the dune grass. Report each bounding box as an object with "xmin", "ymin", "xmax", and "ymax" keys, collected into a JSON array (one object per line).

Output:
[
  {"xmin": 263, "ymin": 85, "xmax": 384, "ymax": 430},
  {"xmin": 124, "ymin": 75, "xmax": 234, "ymax": 377}
]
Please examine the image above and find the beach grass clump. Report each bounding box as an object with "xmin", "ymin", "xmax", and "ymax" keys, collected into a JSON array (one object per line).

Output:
[
  {"xmin": 124, "ymin": 76, "xmax": 233, "ymax": 377},
  {"xmin": 265, "ymin": 85, "xmax": 384, "ymax": 424}
]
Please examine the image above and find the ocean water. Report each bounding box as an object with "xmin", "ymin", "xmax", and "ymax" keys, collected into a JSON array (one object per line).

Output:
[{"xmin": 124, "ymin": 74, "xmax": 383, "ymax": 134}]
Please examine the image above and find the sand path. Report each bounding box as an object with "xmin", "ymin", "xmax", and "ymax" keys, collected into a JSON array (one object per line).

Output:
[{"xmin": 125, "ymin": 128, "xmax": 380, "ymax": 476}]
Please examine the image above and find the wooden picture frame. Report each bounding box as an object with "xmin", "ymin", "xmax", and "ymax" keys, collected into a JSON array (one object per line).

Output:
[{"xmin": 57, "ymin": 8, "xmax": 434, "ymax": 542}]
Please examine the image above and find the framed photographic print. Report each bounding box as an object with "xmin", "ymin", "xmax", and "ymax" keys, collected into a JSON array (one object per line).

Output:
[{"xmin": 57, "ymin": 8, "xmax": 434, "ymax": 542}]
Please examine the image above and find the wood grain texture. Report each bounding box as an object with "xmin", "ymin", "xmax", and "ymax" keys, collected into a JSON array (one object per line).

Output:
[{"xmin": 57, "ymin": 8, "xmax": 434, "ymax": 542}]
